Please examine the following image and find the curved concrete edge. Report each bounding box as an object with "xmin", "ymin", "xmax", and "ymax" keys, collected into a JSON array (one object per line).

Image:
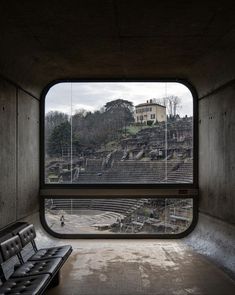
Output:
[{"xmin": 183, "ymin": 212, "xmax": 235, "ymax": 278}]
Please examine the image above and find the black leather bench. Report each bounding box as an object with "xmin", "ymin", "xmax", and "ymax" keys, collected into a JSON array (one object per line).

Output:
[
  {"xmin": 18, "ymin": 225, "xmax": 72, "ymax": 262},
  {"xmin": 0, "ymin": 224, "xmax": 72, "ymax": 294}
]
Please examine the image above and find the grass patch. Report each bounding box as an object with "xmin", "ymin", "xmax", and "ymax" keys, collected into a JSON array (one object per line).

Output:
[{"xmin": 125, "ymin": 125, "xmax": 151, "ymax": 135}]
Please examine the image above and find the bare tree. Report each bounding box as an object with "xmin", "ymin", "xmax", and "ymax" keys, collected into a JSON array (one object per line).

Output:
[
  {"xmin": 171, "ymin": 96, "xmax": 181, "ymax": 117},
  {"xmin": 153, "ymin": 97, "xmax": 168, "ymax": 108},
  {"xmin": 157, "ymin": 96, "xmax": 181, "ymax": 117}
]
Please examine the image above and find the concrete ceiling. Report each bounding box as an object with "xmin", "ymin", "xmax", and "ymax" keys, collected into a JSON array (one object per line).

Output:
[{"xmin": 0, "ymin": 0, "xmax": 235, "ymax": 97}]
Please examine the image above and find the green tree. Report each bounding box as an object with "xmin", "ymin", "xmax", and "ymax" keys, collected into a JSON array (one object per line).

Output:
[
  {"xmin": 104, "ymin": 99, "xmax": 134, "ymax": 122},
  {"xmin": 104, "ymin": 99, "xmax": 134, "ymax": 112},
  {"xmin": 104, "ymin": 99, "xmax": 134, "ymax": 138},
  {"xmin": 47, "ymin": 121, "xmax": 72, "ymax": 157},
  {"xmin": 45, "ymin": 111, "xmax": 69, "ymax": 141}
]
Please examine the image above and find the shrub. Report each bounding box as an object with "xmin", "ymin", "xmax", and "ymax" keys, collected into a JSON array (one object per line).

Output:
[{"xmin": 147, "ymin": 120, "xmax": 154, "ymax": 126}]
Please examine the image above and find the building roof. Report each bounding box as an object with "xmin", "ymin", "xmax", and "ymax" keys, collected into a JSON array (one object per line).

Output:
[{"xmin": 135, "ymin": 102, "xmax": 166, "ymax": 108}]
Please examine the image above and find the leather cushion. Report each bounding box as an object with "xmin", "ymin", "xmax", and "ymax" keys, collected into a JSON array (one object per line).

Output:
[
  {"xmin": 29, "ymin": 245, "xmax": 72, "ymax": 261},
  {"xmin": 0, "ymin": 236, "xmax": 22, "ymax": 261},
  {"xmin": 0, "ymin": 233, "xmax": 13, "ymax": 244},
  {"xmin": 18, "ymin": 225, "xmax": 36, "ymax": 247},
  {"xmin": 0, "ymin": 274, "xmax": 50, "ymax": 295},
  {"xmin": 11, "ymin": 258, "xmax": 62, "ymax": 278}
]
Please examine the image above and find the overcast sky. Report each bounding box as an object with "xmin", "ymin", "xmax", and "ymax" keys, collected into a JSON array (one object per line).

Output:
[{"xmin": 45, "ymin": 82, "xmax": 193, "ymax": 116}]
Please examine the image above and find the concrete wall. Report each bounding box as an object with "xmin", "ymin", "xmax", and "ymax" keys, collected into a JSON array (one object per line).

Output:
[
  {"xmin": 0, "ymin": 77, "xmax": 39, "ymax": 229},
  {"xmin": 186, "ymin": 53, "xmax": 235, "ymax": 275},
  {"xmin": 185, "ymin": 213, "xmax": 235, "ymax": 275},
  {"xmin": 198, "ymin": 84, "xmax": 235, "ymax": 224}
]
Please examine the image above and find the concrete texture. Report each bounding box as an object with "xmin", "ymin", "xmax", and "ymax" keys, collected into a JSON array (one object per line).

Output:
[
  {"xmin": 185, "ymin": 213, "xmax": 235, "ymax": 276},
  {"xmin": 195, "ymin": 69, "xmax": 235, "ymax": 279},
  {"xmin": 17, "ymin": 90, "xmax": 39, "ymax": 219},
  {"xmin": 19, "ymin": 213, "xmax": 235, "ymax": 295},
  {"xmin": 190, "ymin": 29, "xmax": 235, "ymax": 98},
  {"xmin": 0, "ymin": 1, "xmax": 234, "ymax": 289},
  {"xmin": 0, "ymin": 79, "xmax": 17, "ymax": 227},
  {"xmin": 0, "ymin": 1, "xmax": 235, "ymax": 97},
  {"xmin": 198, "ymin": 84, "xmax": 235, "ymax": 224},
  {"xmin": 0, "ymin": 77, "xmax": 39, "ymax": 229},
  {"xmin": 46, "ymin": 242, "xmax": 235, "ymax": 295}
]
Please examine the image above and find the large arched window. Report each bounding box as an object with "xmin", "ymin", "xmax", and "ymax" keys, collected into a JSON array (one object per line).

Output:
[{"xmin": 40, "ymin": 80, "xmax": 198, "ymax": 237}]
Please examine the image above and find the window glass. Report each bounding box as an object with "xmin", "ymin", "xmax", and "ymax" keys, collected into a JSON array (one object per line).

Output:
[
  {"xmin": 44, "ymin": 82, "xmax": 193, "ymax": 184},
  {"xmin": 44, "ymin": 197, "xmax": 193, "ymax": 235}
]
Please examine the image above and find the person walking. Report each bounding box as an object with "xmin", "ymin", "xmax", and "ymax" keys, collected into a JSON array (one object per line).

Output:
[{"xmin": 60, "ymin": 215, "xmax": 65, "ymax": 226}]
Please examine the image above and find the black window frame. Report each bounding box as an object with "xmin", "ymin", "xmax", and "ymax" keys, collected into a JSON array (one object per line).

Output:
[{"xmin": 40, "ymin": 78, "xmax": 198, "ymax": 238}]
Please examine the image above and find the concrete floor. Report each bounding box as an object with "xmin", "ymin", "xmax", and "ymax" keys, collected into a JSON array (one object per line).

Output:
[
  {"xmin": 44, "ymin": 239, "xmax": 235, "ymax": 295},
  {"xmin": 21, "ymin": 213, "xmax": 234, "ymax": 295}
]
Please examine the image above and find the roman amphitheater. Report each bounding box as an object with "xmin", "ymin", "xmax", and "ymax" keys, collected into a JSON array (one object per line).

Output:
[{"xmin": 45, "ymin": 198, "xmax": 193, "ymax": 235}]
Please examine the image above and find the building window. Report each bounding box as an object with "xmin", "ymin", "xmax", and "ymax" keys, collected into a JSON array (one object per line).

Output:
[{"xmin": 41, "ymin": 81, "xmax": 197, "ymax": 237}]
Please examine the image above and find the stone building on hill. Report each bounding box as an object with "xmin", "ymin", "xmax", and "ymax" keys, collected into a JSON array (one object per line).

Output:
[{"xmin": 135, "ymin": 99, "xmax": 166, "ymax": 124}]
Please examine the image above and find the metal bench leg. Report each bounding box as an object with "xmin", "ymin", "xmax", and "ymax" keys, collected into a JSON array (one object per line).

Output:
[{"xmin": 48, "ymin": 270, "xmax": 60, "ymax": 288}]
